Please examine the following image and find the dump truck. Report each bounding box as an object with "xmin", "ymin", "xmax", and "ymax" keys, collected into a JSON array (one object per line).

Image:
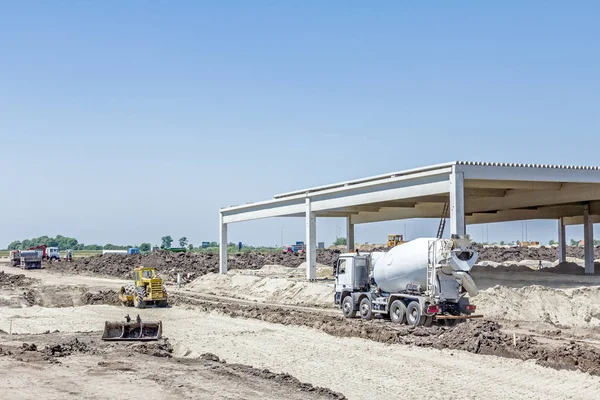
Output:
[
  {"xmin": 10, "ymin": 250, "xmax": 43, "ymax": 270},
  {"xmin": 334, "ymin": 234, "xmax": 481, "ymax": 327},
  {"xmin": 102, "ymin": 314, "xmax": 162, "ymax": 341},
  {"xmin": 119, "ymin": 266, "xmax": 168, "ymax": 308}
]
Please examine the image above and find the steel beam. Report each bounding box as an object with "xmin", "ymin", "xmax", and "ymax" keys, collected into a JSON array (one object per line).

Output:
[
  {"xmin": 558, "ymin": 217, "xmax": 566, "ymax": 263},
  {"xmin": 305, "ymin": 198, "xmax": 317, "ymax": 280},
  {"xmin": 458, "ymin": 165, "xmax": 600, "ymax": 184},
  {"xmin": 584, "ymin": 204, "xmax": 594, "ymax": 275},
  {"xmin": 450, "ymin": 168, "xmax": 466, "ymax": 235},
  {"xmin": 219, "ymin": 213, "xmax": 227, "ymax": 274},
  {"xmin": 351, "ymin": 203, "xmax": 446, "ymax": 224}
]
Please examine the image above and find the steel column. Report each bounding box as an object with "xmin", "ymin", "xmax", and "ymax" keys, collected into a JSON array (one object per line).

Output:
[
  {"xmin": 346, "ymin": 217, "xmax": 354, "ymax": 252},
  {"xmin": 449, "ymin": 168, "xmax": 466, "ymax": 235},
  {"xmin": 584, "ymin": 205, "xmax": 594, "ymax": 275},
  {"xmin": 305, "ymin": 198, "xmax": 317, "ymax": 280},
  {"xmin": 219, "ymin": 213, "xmax": 228, "ymax": 274},
  {"xmin": 558, "ymin": 217, "xmax": 566, "ymax": 263}
]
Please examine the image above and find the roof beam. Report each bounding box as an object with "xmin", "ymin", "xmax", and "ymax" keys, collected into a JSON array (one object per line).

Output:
[
  {"xmin": 465, "ymin": 183, "xmax": 600, "ymax": 214},
  {"xmin": 464, "ymin": 179, "xmax": 562, "ymax": 190},
  {"xmin": 352, "ymin": 203, "xmax": 446, "ymax": 224},
  {"xmin": 459, "ymin": 165, "xmax": 600, "ymax": 184},
  {"xmin": 466, "ymin": 204, "xmax": 585, "ymax": 225}
]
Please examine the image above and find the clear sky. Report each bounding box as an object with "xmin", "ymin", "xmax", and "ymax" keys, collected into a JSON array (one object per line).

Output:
[{"xmin": 1, "ymin": 1, "xmax": 599, "ymax": 248}]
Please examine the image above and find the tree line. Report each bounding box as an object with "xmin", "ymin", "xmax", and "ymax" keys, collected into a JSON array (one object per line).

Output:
[{"xmin": 6, "ymin": 235, "xmax": 152, "ymax": 252}]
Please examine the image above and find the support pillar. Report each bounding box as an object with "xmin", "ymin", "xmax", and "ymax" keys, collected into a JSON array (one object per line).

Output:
[
  {"xmin": 449, "ymin": 168, "xmax": 466, "ymax": 235},
  {"xmin": 558, "ymin": 217, "xmax": 566, "ymax": 263},
  {"xmin": 346, "ymin": 217, "xmax": 354, "ymax": 253},
  {"xmin": 219, "ymin": 213, "xmax": 228, "ymax": 274},
  {"xmin": 305, "ymin": 198, "xmax": 317, "ymax": 280},
  {"xmin": 584, "ymin": 204, "xmax": 594, "ymax": 275}
]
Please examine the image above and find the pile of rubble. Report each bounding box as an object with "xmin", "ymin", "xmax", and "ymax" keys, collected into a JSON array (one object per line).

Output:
[{"xmin": 48, "ymin": 250, "xmax": 341, "ymax": 284}]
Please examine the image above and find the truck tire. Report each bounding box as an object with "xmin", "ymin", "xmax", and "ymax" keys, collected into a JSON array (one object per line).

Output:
[
  {"xmin": 134, "ymin": 287, "xmax": 146, "ymax": 309},
  {"xmin": 342, "ymin": 296, "xmax": 357, "ymax": 318},
  {"xmin": 390, "ymin": 300, "xmax": 406, "ymax": 324},
  {"xmin": 406, "ymin": 301, "xmax": 424, "ymax": 327},
  {"xmin": 359, "ymin": 298, "xmax": 373, "ymax": 321}
]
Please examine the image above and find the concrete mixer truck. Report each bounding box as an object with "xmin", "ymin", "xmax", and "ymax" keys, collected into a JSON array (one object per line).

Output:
[{"xmin": 334, "ymin": 234, "xmax": 482, "ymax": 326}]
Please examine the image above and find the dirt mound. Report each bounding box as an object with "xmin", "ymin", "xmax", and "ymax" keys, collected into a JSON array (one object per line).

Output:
[
  {"xmin": 130, "ymin": 339, "xmax": 173, "ymax": 358},
  {"xmin": 47, "ymin": 250, "xmax": 341, "ymax": 283},
  {"xmin": 0, "ymin": 271, "xmax": 39, "ymax": 288},
  {"xmin": 199, "ymin": 353, "xmax": 347, "ymax": 399},
  {"xmin": 80, "ymin": 290, "xmax": 120, "ymax": 306},
  {"xmin": 476, "ymin": 245, "xmax": 600, "ymax": 263},
  {"xmin": 43, "ymin": 338, "xmax": 91, "ymax": 357}
]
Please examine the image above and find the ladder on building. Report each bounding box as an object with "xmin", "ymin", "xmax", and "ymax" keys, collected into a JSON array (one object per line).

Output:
[
  {"xmin": 426, "ymin": 240, "xmax": 437, "ymax": 296},
  {"xmin": 436, "ymin": 203, "xmax": 449, "ymax": 239}
]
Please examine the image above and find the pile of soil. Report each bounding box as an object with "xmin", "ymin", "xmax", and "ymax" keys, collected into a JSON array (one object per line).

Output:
[
  {"xmin": 80, "ymin": 290, "xmax": 120, "ymax": 306},
  {"xmin": 47, "ymin": 250, "xmax": 341, "ymax": 284},
  {"xmin": 199, "ymin": 353, "xmax": 346, "ymax": 399},
  {"xmin": 0, "ymin": 271, "xmax": 38, "ymax": 288},
  {"xmin": 475, "ymin": 245, "xmax": 600, "ymax": 263}
]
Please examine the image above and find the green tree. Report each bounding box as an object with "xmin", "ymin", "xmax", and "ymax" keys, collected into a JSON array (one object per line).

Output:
[
  {"xmin": 139, "ymin": 243, "xmax": 151, "ymax": 252},
  {"xmin": 333, "ymin": 237, "xmax": 347, "ymax": 246},
  {"xmin": 570, "ymin": 239, "xmax": 578, "ymax": 246},
  {"xmin": 188, "ymin": 244, "xmax": 194, "ymax": 251},
  {"xmin": 7, "ymin": 241, "xmax": 21, "ymax": 250},
  {"xmin": 549, "ymin": 240, "xmax": 557, "ymax": 246},
  {"xmin": 209, "ymin": 241, "xmax": 218, "ymax": 247},
  {"xmin": 499, "ymin": 241, "xmax": 505, "ymax": 246},
  {"xmin": 179, "ymin": 237, "xmax": 188, "ymax": 248},
  {"xmin": 161, "ymin": 236, "xmax": 173, "ymax": 249}
]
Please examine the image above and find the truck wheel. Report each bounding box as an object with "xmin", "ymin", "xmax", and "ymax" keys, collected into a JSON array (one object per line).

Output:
[
  {"xmin": 342, "ymin": 296, "xmax": 357, "ymax": 318},
  {"xmin": 444, "ymin": 319, "xmax": 458, "ymax": 327},
  {"xmin": 359, "ymin": 298, "xmax": 373, "ymax": 321},
  {"xmin": 406, "ymin": 302, "xmax": 424, "ymax": 327},
  {"xmin": 390, "ymin": 300, "xmax": 406, "ymax": 324},
  {"xmin": 134, "ymin": 287, "xmax": 146, "ymax": 309}
]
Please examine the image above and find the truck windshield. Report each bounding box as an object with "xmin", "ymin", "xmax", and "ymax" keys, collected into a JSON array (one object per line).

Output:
[{"xmin": 142, "ymin": 270, "xmax": 153, "ymax": 278}]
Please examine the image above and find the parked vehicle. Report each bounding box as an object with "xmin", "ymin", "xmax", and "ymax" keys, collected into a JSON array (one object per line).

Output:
[{"xmin": 334, "ymin": 235, "xmax": 481, "ymax": 327}]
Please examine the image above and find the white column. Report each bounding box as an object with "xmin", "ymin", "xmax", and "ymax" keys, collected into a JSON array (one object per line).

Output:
[
  {"xmin": 558, "ymin": 217, "xmax": 566, "ymax": 263},
  {"xmin": 449, "ymin": 168, "xmax": 466, "ymax": 236},
  {"xmin": 584, "ymin": 204, "xmax": 594, "ymax": 275},
  {"xmin": 219, "ymin": 212, "xmax": 228, "ymax": 274},
  {"xmin": 305, "ymin": 198, "xmax": 317, "ymax": 280},
  {"xmin": 346, "ymin": 216, "xmax": 354, "ymax": 253}
]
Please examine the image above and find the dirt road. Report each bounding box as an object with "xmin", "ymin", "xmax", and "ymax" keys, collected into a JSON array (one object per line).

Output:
[{"xmin": 2, "ymin": 263, "xmax": 600, "ymax": 399}]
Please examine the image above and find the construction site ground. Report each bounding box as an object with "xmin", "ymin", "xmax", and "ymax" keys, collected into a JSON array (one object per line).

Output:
[{"xmin": 2, "ymin": 248, "xmax": 600, "ymax": 399}]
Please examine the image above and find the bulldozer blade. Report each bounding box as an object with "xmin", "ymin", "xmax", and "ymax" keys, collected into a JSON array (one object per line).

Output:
[{"xmin": 102, "ymin": 317, "xmax": 162, "ymax": 341}]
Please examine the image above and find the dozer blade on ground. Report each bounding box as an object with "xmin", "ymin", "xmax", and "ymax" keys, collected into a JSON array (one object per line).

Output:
[{"xmin": 102, "ymin": 315, "xmax": 162, "ymax": 341}]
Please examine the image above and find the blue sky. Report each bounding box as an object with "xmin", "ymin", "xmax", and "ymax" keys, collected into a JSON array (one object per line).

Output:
[{"xmin": 1, "ymin": 1, "xmax": 599, "ymax": 248}]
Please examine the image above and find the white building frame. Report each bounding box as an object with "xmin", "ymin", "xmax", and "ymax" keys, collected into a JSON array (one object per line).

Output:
[{"xmin": 220, "ymin": 161, "xmax": 600, "ymax": 279}]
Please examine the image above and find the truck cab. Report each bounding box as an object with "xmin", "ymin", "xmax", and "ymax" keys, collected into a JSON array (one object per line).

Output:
[
  {"xmin": 47, "ymin": 247, "xmax": 60, "ymax": 261},
  {"xmin": 334, "ymin": 253, "xmax": 370, "ymax": 305}
]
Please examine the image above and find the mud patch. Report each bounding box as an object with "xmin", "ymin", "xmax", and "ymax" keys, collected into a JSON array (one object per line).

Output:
[{"xmin": 0, "ymin": 271, "xmax": 39, "ymax": 288}]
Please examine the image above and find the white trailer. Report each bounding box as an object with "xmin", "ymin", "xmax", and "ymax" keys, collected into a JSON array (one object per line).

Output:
[{"xmin": 334, "ymin": 235, "xmax": 482, "ymax": 327}]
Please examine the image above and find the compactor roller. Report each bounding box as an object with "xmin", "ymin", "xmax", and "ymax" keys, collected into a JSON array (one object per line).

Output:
[{"xmin": 101, "ymin": 315, "xmax": 162, "ymax": 341}]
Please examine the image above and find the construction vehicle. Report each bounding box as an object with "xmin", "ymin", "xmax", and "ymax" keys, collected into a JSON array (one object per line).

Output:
[
  {"xmin": 282, "ymin": 242, "xmax": 306, "ymax": 255},
  {"xmin": 102, "ymin": 314, "xmax": 162, "ymax": 341},
  {"xmin": 334, "ymin": 235, "xmax": 481, "ymax": 327},
  {"xmin": 520, "ymin": 241, "xmax": 540, "ymax": 247},
  {"xmin": 27, "ymin": 245, "xmax": 60, "ymax": 261},
  {"xmin": 118, "ymin": 266, "xmax": 168, "ymax": 309},
  {"xmin": 64, "ymin": 249, "xmax": 73, "ymax": 262},
  {"xmin": 10, "ymin": 250, "xmax": 43, "ymax": 269},
  {"xmin": 387, "ymin": 234, "xmax": 405, "ymax": 247}
]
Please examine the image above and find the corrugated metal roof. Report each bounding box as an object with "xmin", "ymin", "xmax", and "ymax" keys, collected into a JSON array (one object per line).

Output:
[
  {"xmin": 272, "ymin": 161, "xmax": 600, "ymax": 199},
  {"xmin": 456, "ymin": 161, "xmax": 600, "ymax": 170}
]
